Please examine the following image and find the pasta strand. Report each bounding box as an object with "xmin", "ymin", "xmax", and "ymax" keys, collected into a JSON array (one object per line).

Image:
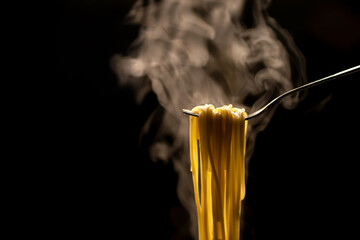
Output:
[{"xmin": 189, "ymin": 104, "xmax": 247, "ymax": 240}]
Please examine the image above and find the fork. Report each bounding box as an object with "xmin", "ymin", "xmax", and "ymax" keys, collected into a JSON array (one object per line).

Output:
[{"xmin": 183, "ymin": 65, "xmax": 360, "ymax": 120}]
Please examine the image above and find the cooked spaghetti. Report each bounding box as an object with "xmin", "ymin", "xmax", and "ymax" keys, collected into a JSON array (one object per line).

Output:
[{"xmin": 189, "ymin": 104, "xmax": 247, "ymax": 240}]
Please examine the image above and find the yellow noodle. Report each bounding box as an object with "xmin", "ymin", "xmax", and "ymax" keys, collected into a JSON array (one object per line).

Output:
[{"xmin": 189, "ymin": 104, "xmax": 247, "ymax": 240}]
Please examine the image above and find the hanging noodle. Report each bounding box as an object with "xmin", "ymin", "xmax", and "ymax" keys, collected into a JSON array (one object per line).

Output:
[{"xmin": 189, "ymin": 104, "xmax": 247, "ymax": 240}]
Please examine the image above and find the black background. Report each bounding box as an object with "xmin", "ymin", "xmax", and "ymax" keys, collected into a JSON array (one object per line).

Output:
[{"xmin": 57, "ymin": 0, "xmax": 360, "ymax": 239}]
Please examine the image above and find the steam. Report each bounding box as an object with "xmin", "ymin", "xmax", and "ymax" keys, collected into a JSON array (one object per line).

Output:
[{"xmin": 112, "ymin": 0, "xmax": 306, "ymax": 237}]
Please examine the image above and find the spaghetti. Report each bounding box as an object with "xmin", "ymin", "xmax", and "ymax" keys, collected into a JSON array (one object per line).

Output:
[{"xmin": 189, "ymin": 104, "xmax": 247, "ymax": 240}]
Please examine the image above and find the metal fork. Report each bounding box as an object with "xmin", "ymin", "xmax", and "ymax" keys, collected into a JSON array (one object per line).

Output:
[{"xmin": 183, "ymin": 65, "xmax": 360, "ymax": 120}]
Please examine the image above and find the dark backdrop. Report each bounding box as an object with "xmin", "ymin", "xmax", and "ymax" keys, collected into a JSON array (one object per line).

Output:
[{"xmin": 57, "ymin": 0, "xmax": 359, "ymax": 239}]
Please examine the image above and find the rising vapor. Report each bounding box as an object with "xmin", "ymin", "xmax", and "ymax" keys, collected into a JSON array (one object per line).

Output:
[{"xmin": 112, "ymin": 0, "xmax": 306, "ymax": 237}]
